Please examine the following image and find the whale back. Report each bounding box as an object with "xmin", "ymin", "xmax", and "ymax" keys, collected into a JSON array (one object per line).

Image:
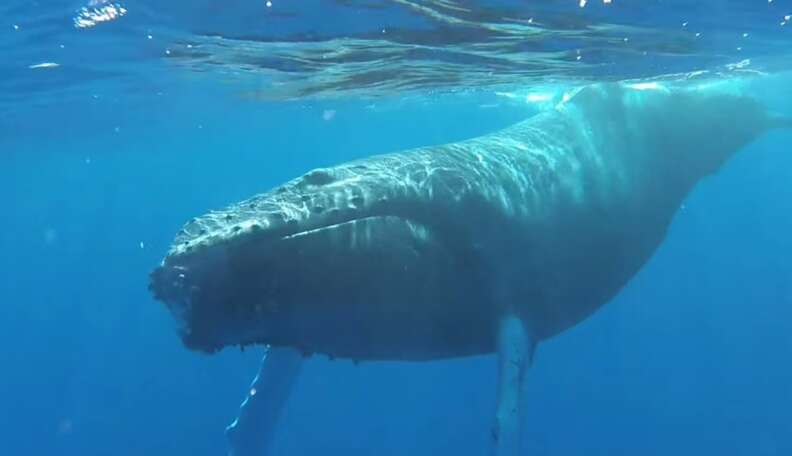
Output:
[{"xmin": 508, "ymin": 82, "xmax": 783, "ymax": 340}]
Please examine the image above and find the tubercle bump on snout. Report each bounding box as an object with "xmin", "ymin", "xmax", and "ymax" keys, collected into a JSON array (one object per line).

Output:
[{"xmin": 148, "ymin": 261, "xmax": 195, "ymax": 310}]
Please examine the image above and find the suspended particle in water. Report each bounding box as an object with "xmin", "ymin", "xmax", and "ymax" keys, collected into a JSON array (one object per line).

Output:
[
  {"xmin": 266, "ymin": 1, "xmax": 272, "ymax": 7},
  {"xmin": 250, "ymin": 388, "xmax": 257, "ymax": 396},
  {"xmin": 139, "ymin": 241, "xmax": 145, "ymax": 249},
  {"xmin": 29, "ymin": 62, "xmax": 59, "ymax": 69},
  {"xmin": 44, "ymin": 228, "xmax": 58, "ymax": 245},
  {"xmin": 323, "ymin": 109, "xmax": 336, "ymax": 121},
  {"xmin": 13, "ymin": 24, "xmax": 19, "ymax": 30},
  {"xmin": 57, "ymin": 419, "xmax": 73, "ymax": 436}
]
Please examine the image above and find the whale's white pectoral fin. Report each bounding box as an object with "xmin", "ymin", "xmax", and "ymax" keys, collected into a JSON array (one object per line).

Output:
[
  {"xmin": 226, "ymin": 346, "xmax": 303, "ymax": 456},
  {"xmin": 492, "ymin": 314, "xmax": 535, "ymax": 456}
]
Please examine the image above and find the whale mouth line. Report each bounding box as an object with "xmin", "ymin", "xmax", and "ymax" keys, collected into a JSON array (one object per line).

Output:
[{"xmin": 281, "ymin": 215, "xmax": 415, "ymax": 241}]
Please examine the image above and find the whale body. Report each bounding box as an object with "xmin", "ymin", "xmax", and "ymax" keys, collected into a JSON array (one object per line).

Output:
[
  {"xmin": 150, "ymin": 82, "xmax": 779, "ymax": 359},
  {"xmin": 148, "ymin": 80, "xmax": 788, "ymax": 456}
]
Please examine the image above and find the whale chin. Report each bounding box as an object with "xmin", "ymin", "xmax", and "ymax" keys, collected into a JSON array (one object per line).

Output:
[{"xmin": 150, "ymin": 213, "xmax": 490, "ymax": 359}]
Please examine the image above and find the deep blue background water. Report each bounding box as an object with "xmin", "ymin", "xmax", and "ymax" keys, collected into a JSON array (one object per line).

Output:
[{"xmin": 2, "ymin": 1, "xmax": 792, "ymax": 455}]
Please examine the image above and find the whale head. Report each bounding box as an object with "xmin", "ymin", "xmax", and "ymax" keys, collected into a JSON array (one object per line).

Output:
[{"xmin": 149, "ymin": 158, "xmax": 493, "ymax": 359}]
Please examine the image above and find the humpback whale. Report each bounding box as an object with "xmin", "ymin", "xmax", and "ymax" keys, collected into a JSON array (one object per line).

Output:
[{"xmin": 149, "ymin": 81, "xmax": 790, "ymax": 456}]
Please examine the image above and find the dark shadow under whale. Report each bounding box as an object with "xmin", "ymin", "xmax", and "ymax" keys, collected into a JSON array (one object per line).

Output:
[{"xmin": 149, "ymin": 80, "xmax": 790, "ymax": 456}]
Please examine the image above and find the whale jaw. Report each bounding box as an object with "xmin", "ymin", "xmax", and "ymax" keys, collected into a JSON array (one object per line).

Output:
[{"xmin": 150, "ymin": 208, "xmax": 492, "ymax": 359}]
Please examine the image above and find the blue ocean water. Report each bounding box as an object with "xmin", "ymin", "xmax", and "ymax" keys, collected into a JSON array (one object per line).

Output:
[{"xmin": 2, "ymin": 1, "xmax": 791, "ymax": 455}]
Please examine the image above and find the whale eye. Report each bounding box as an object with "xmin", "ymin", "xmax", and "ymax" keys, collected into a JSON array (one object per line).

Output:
[
  {"xmin": 349, "ymin": 195, "xmax": 364, "ymax": 207},
  {"xmin": 300, "ymin": 169, "xmax": 335, "ymax": 187}
]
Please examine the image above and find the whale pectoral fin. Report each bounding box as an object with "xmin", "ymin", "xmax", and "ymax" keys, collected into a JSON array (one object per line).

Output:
[
  {"xmin": 492, "ymin": 314, "xmax": 536, "ymax": 456},
  {"xmin": 226, "ymin": 345, "xmax": 303, "ymax": 456}
]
